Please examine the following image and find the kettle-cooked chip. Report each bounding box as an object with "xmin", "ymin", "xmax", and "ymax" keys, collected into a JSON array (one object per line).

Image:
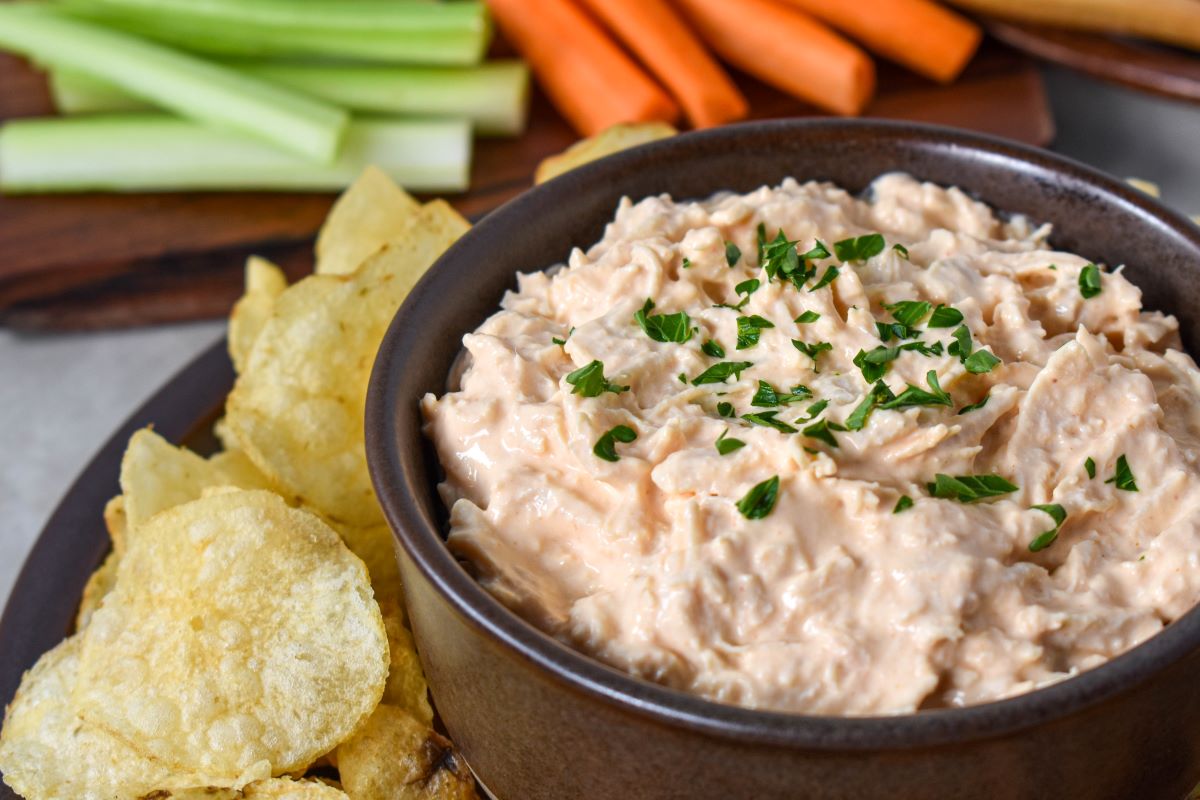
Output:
[
  {"xmin": 337, "ymin": 705, "xmax": 477, "ymax": 800},
  {"xmin": 103, "ymin": 494, "xmax": 128, "ymax": 557},
  {"xmin": 334, "ymin": 521, "xmax": 403, "ymax": 607},
  {"xmin": 379, "ymin": 601, "xmax": 432, "ymax": 726},
  {"xmin": 229, "ymin": 257, "xmax": 290, "ymax": 375},
  {"xmin": 153, "ymin": 778, "xmax": 349, "ymax": 800},
  {"xmin": 73, "ymin": 490, "xmax": 388, "ymax": 779},
  {"xmin": 75, "ymin": 550, "xmax": 119, "ymax": 631},
  {"xmin": 315, "ymin": 166, "xmax": 422, "ymax": 277},
  {"xmin": 225, "ymin": 203, "xmax": 467, "ymax": 527}
]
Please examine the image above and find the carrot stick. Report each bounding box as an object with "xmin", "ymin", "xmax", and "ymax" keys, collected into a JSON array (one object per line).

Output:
[
  {"xmin": 671, "ymin": 0, "xmax": 875, "ymax": 116},
  {"xmin": 485, "ymin": 0, "xmax": 679, "ymax": 136},
  {"xmin": 777, "ymin": 0, "xmax": 980, "ymax": 84},
  {"xmin": 576, "ymin": 0, "xmax": 748, "ymax": 129}
]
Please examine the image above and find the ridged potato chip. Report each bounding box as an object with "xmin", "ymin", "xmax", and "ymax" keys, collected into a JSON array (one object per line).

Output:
[
  {"xmin": 73, "ymin": 490, "xmax": 388, "ymax": 779},
  {"xmin": 229, "ymin": 257, "xmax": 289, "ymax": 375},
  {"xmin": 379, "ymin": 601, "xmax": 432, "ymax": 726},
  {"xmin": 337, "ymin": 705, "xmax": 477, "ymax": 800},
  {"xmin": 225, "ymin": 203, "xmax": 468, "ymax": 527},
  {"xmin": 315, "ymin": 166, "xmax": 422, "ymax": 277}
]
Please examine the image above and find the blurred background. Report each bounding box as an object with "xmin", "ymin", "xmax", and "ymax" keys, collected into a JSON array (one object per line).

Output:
[{"xmin": 2, "ymin": 0, "xmax": 1200, "ymax": 603}]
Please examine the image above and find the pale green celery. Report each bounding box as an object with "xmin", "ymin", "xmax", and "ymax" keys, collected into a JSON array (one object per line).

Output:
[
  {"xmin": 0, "ymin": 5, "xmax": 348, "ymax": 161},
  {"xmin": 59, "ymin": 5, "xmax": 491, "ymax": 65},
  {"xmin": 0, "ymin": 115, "xmax": 471, "ymax": 193},
  {"xmin": 51, "ymin": 62, "xmax": 532, "ymax": 137}
]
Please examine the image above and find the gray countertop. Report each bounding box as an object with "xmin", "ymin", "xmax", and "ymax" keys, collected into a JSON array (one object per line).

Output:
[{"xmin": 2, "ymin": 67, "xmax": 1199, "ymax": 608}]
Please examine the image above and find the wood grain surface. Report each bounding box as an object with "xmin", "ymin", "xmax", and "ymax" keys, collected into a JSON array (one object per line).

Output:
[{"xmin": 0, "ymin": 43, "xmax": 1054, "ymax": 331}]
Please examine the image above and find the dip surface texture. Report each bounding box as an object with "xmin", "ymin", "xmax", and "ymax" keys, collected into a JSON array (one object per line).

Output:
[{"xmin": 422, "ymin": 174, "xmax": 1200, "ymax": 715}]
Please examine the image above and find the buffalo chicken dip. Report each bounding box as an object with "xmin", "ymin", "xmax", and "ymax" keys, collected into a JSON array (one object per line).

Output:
[{"xmin": 422, "ymin": 174, "xmax": 1200, "ymax": 715}]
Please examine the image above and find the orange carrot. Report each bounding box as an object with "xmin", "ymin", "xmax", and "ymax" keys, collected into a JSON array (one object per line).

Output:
[
  {"xmin": 577, "ymin": 0, "xmax": 748, "ymax": 129},
  {"xmin": 486, "ymin": 0, "xmax": 679, "ymax": 137},
  {"xmin": 671, "ymin": 0, "xmax": 875, "ymax": 116},
  {"xmin": 778, "ymin": 0, "xmax": 981, "ymax": 84}
]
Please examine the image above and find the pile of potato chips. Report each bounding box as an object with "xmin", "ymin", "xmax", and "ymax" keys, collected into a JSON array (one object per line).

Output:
[{"xmin": 0, "ymin": 168, "xmax": 476, "ymax": 800}]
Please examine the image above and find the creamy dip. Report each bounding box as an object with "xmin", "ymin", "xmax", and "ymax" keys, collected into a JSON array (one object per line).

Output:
[{"xmin": 422, "ymin": 174, "xmax": 1200, "ymax": 715}]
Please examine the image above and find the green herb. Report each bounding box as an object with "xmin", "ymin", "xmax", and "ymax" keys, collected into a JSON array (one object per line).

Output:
[
  {"xmin": 795, "ymin": 399, "xmax": 828, "ymax": 424},
  {"xmin": 879, "ymin": 370, "xmax": 952, "ymax": 410},
  {"xmin": 593, "ymin": 424, "xmax": 637, "ymax": 462},
  {"xmin": 717, "ymin": 401, "xmax": 735, "ymax": 418},
  {"xmin": 794, "ymin": 310, "xmax": 821, "ymax": 324},
  {"xmin": 792, "ymin": 339, "xmax": 833, "ymax": 368},
  {"xmin": 737, "ymin": 314, "xmax": 775, "ymax": 349},
  {"xmin": 893, "ymin": 495, "xmax": 914, "ymax": 513},
  {"xmin": 833, "ymin": 233, "xmax": 885, "ymax": 262},
  {"xmin": 892, "ymin": 243, "xmax": 910, "ymax": 259},
  {"xmin": 964, "ymin": 350, "xmax": 1001, "ymax": 374},
  {"xmin": 800, "ymin": 241, "xmax": 831, "ymax": 261},
  {"xmin": 751, "ymin": 380, "xmax": 812, "ymax": 407},
  {"xmin": 736, "ymin": 475, "xmax": 780, "ymax": 519},
  {"xmin": 1028, "ymin": 503, "xmax": 1068, "ymax": 552},
  {"xmin": 809, "ymin": 265, "xmax": 840, "ymax": 292},
  {"xmin": 928, "ymin": 304, "xmax": 964, "ymax": 328},
  {"xmin": 760, "ymin": 229, "xmax": 800, "ymax": 282},
  {"xmin": 876, "ymin": 321, "xmax": 916, "ymax": 342},
  {"xmin": 678, "ymin": 372, "xmax": 687, "ymax": 384},
  {"xmin": 947, "ymin": 324, "xmax": 972, "ymax": 360},
  {"xmin": 552, "ymin": 336, "xmax": 566, "ymax": 346},
  {"xmin": 957, "ymin": 393, "xmax": 989, "ymax": 415},
  {"xmin": 803, "ymin": 417, "xmax": 845, "ymax": 448},
  {"xmin": 1079, "ymin": 263, "xmax": 1102, "ymax": 299},
  {"xmin": 715, "ymin": 428, "xmax": 746, "ymax": 456},
  {"xmin": 735, "ymin": 277, "xmax": 761, "ymax": 297},
  {"xmin": 927, "ymin": 473, "xmax": 1018, "ymax": 503},
  {"xmin": 1085, "ymin": 457, "xmax": 1096, "ymax": 479},
  {"xmin": 701, "ymin": 339, "xmax": 725, "ymax": 358},
  {"xmin": 725, "ymin": 241, "xmax": 741, "ymax": 267},
  {"xmin": 634, "ymin": 298, "xmax": 693, "ymax": 344},
  {"xmin": 845, "ymin": 380, "xmax": 896, "ymax": 431},
  {"xmin": 566, "ymin": 360, "xmax": 629, "ymax": 397},
  {"xmin": 904, "ymin": 340, "xmax": 944, "ymax": 357},
  {"xmin": 884, "ymin": 300, "xmax": 932, "ymax": 328},
  {"xmin": 755, "ymin": 222, "xmax": 769, "ymax": 265},
  {"xmin": 742, "ymin": 410, "xmax": 798, "ymax": 433},
  {"xmin": 681, "ymin": 257, "xmax": 692, "ymax": 269},
  {"xmin": 854, "ymin": 345, "xmax": 900, "ymax": 382},
  {"xmin": 1105, "ymin": 454, "xmax": 1138, "ymax": 491},
  {"xmin": 947, "ymin": 324, "xmax": 1001, "ymax": 374},
  {"xmin": 692, "ymin": 360, "xmax": 754, "ymax": 386}
]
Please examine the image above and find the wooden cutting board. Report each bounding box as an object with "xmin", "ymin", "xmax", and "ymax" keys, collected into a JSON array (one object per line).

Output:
[{"xmin": 0, "ymin": 41, "xmax": 1054, "ymax": 331}]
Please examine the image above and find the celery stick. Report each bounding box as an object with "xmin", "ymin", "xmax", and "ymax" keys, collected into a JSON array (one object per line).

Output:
[
  {"xmin": 60, "ymin": 5, "xmax": 491, "ymax": 65},
  {"xmin": 51, "ymin": 62, "xmax": 532, "ymax": 137},
  {"xmin": 0, "ymin": 5, "xmax": 348, "ymax": 161},
  {"xmin": 0, "ymin": 115, "xmax": 471, "ymax": 193}
]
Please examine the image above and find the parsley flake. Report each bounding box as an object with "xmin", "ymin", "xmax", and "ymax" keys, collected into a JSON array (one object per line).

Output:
[
  {"xmin": 947, "ymin": 324, "xmax": 1001, "ymax": 374},
  {"xmin": 752, "ymin": 380, "xmax": 812, "ymax": 407},
  {"xmin": 1029, "ymin": 503, "xmax": 1068, "ymax": 552},
  {"xmin": 717, "ymin": 401, "xmax": 735, "ymax": 418},
  {"xmin": 794, "ymin": 310, "xmax": 821, "ymax": 324},
  {"xmin": 737, "ymin": 475, "xmax": 780, "ymax": 519},
  {"xmin": 892, "ymin": 244, "xmax": 910, "ymax": 259},
  {"xmin": 715, "ymin": 428, "xmax": 746, "ymax": 456},
  {"xmin": 552, "ymin": 336, "xmax": 566, "ymax": 346},
  {"xmin": 681, "ymin": 257, "xmax": 692, "ymax": 269},
  {"xmin": 845, "ymin": 380, "xmax": 896, "ymax": 430},
  {"xmin": 893, "ymin": 495, "xmax": 914, "ymax": 513},
  {"xmin": 792, "ymin": 339, "xmax": 833, "ymax": 369},
  {"xmin": 884, "ymin": 300, "xmax": 932, "ymax": 328},
  {"xmin": 737, "ymin": 315, "xmax": 775, "ymax": 350},
  {"xmin": 593, "ymin": 425, "xmax": 637, "ymax": 462},
  {"xmin": 795, "ymin": 399, "xmax": 829, "ymax": 424},
  {"xmin": 1085, "ymin": 457, "xmax": 1096, "ymax": 479},
  {"xmin": 879, "ymin": 370, "xmax": 952, "ymax": 410},
  {"xmin": 957, "ymin": 393, "xmax": 990, "ymax": 415},
  {"xmin": 725, "ymin": 241, "xmax": 742, "ymax": 267},
  {"xmin": 928, "ymin": 304, "xmax": 964, "ymax": 328},
  {"xmin": 742, "ymin": 410, "xmax": 798, "ymax": 433},
  {"xmin": 809, "ymin": 265, "xmax": 840, "ymax": 292},
  {"xmin": 692, "ymin": 361, "xmax": 754, "ymax": 386},
  {"xmin": 634, "ymin": 298, "xmax": 693, "ymax": 344},
  {"xmin": 927, "ymin": 473, "xmax": 1018, "ymax": 503},
  {"xmin": 803, "ymin": 418, "xmax": 846, "ymax": 448},
  {"xmin": 1105, "ymin": 454, "xmax": 1138, "ymax": 491},
  {"xmin": 834, "ymin": 233, "xmax": 886, "ymax": 262},
  {"xmin": 1079, "ymin": 263, "xmax": 1102, "ymax": 299},
  {"xmin": 566, "ymin": 360, "xmax": 629, "ymax": 397},
  {"xmin": 854, "ymin": 345, "xmax": 900, "ymax": 382},
  {"xmin": 701, "ymin": 339, "xmax": 725, "ymax": 358}
]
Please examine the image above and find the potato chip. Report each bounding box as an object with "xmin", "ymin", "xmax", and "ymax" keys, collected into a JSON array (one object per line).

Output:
[
  {"xmin": 103, "ymin": 494, "xmax": 128, "ymax": 557},
  {"xmin": 337, "ymin": 705, "xmax": 477, "ymax": 800},
  {"xmin": 229, "ymin": 257, "xmax": 289, "ymax": 375},
  {"xmin": 208, "ymin": 449, "xmax": 275, "ymax": 493},
  {"xmin": 73, "ymin": 490, "xmax": 388, "ymax": 778},
  {"xmin": 379, "ymin": 601, "xmax": 432, "ymax": 726},
  {"xmin": 315, "ymin": 165, "xmax": 422, "ymax": 277},
  {"xmin": 225, "ymin": 202, "xmax": 468, "ymax": 527},
  {"xmin": 334, "ymin": 521, "xmax": 403, "ymax": 607},
  {"xmin": 75, "ymin": 550, "xmax": 119, "ymax": 631},
  {"xmin": 534, "ymin": 122, "xmax": 677, "ymax": 185},
  {"xmin": 152, "ymin": 778, "xmax": 349, "ymax": 800}
]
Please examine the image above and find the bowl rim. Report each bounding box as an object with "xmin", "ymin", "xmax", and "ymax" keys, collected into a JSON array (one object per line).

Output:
[{"xmin": 367, "ymin": 117, "xmax": 1200, "ymax": 751}]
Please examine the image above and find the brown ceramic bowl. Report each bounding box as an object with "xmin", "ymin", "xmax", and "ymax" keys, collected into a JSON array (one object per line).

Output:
[{"xmin": 366, "ymin": 119, "xmax": 1200, "ymax": 800}]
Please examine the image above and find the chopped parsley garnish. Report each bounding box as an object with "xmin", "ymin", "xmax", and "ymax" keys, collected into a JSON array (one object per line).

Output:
[
  {"xmin": 928, "ymin": 304, "xmax": 964, "ymax": 328},
  {"xmin": 854, "ymin": 345, "xmax": 900, "ymax": 382},
  {"xmin": 845, "ymin": 380, "xmax": 895, "ymax": 430},
  {"xmin": 947, "ymin": 324, "xmax": 1001, "ymax": 374},
  {"xmin": 725, "ymin": 241, "xmax": 742, "ymax": 267},
  {"xmin": 800, "ymin": 241, "xmax": 832, "ymax": 262},
  {"xmin": 759, "ymin": 228, "xmax": 800, "ymax": 282},
  {"xmin": 803, "ymin": 417, "xmax": 846, "ymax": 448},
  {"xmin": 552, "ymin": 337, "xmax": 566, "ymax": 346},
  {"xmin": 593, "ymin": 425, "xmax": 637, "ymax": 462},
  {"xmin": 566, "ymin": 360, "xmax": 629, "ymax": 397},
  {"xmin": 681, "ymin": 257, "xmax": 692, "ymax": 269},
  {"xmin": 892, "ymin": 243, "xmax": 910, "ymax": 259},
  {"xmin": 794, "ymin": 310, "xmax": 821, "ymax": 324},
  {"xmin": 893, "ymin": 495, "xmax": 914, "ymax": 513},
  {"xmin": 879, "ymin": 370, "xmax": 952, "ymax": 410},
  {"xmin": 884, "ymin": 300, "xmax": 932, "ymax": 328},
  {"xmin": 634, "ymin": 298, "xmax": 693, "ymax": 344},
  {"xmin": 809, "ymin": 265, "xmax": 840, "ymax": 292},
  {"xmin": 876, "ymin": 321, "xmax": 917, "ymax": 342},
  {"xmin": 737, "ymin": 314, "xmax": 775, "ymax": 350},
  {"xmin": 792, "ymin": 339, "xmax": 833, "ymax": 368},
  {"xmin": 737, "ymin": 475, "xmax": 780, "ymax": 519},
  {"xmin": 1079, "ymin": 263, "xmax": 1102, "ymax": 299},
  {"xmin": 957, "ymin": 393, "xmax": 990, "ymax": 415},
  {"xmin": 833, "ymin": 233, "xmax": 886, "ymax": 262},
  {"xmin": 795, "ymin": 399, "xmax": 829, "ymax": 424},
  {"xmin": 717, "ymin": 401, "xmax": 735, "ymax": 417},
  {"xmin": 1085, "ymin": 457, "xmax": 1096, "ymax": 479},
  {"xmin": 752, "ymin": 380, "xmax": 812, "ymax": 407},
  {"xmin": 1028, "ymin": 503, "xmax": 1067, "ymax": 552},
  {"xmin": 692, "ymin": 360, "xmax": 754, "ymax": 386},
  {"xmin": 1105, "ymin": 454, "xmax": 1138, "ymax": 491},
  {"xmin": 927, "ymin": 473, "xmax": 1018, "ymax": 503},
  {"xmin": 701, "ymin": 339, "xmax": 725, "ymax": 358},
  {"xmin": 717, "ymin": 278, "xmax": 760, "ymax": 311},
  {"xmin": 715, "ymin": 428, "xmax": 746, "ymax": 456},
  {"xmin": 742, "ymin": 410, "xmax": 798, "ymax": 433},
  {"xmin": 678, "ymin": 372, "xmax": 687, "ymax": 383}
]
